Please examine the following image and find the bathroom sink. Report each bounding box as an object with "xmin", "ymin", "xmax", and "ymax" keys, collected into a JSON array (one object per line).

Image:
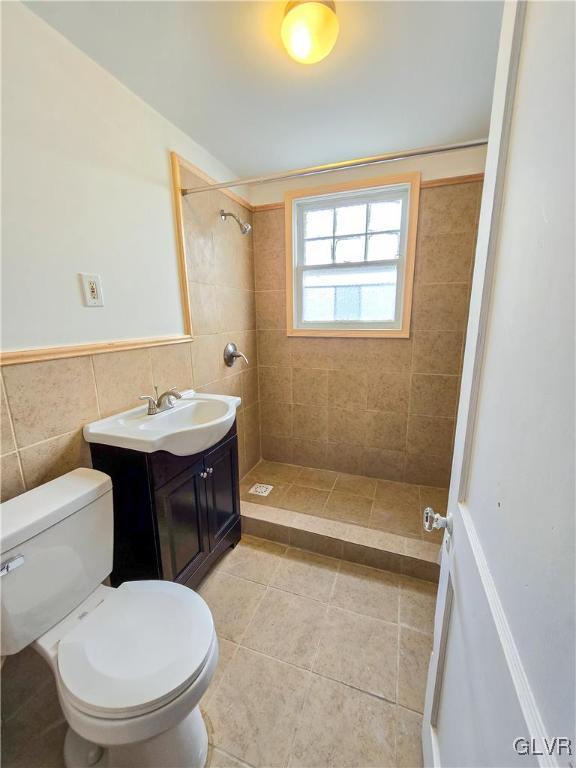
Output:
[{"xmin": 83, "ymin": 391, "xmax": 241, "ymax": 456}]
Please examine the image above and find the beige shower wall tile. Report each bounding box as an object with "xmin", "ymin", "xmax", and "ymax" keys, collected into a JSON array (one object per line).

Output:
[
  {"xmin": 4, "ymin": 357, "xmax": 99, "ymax": 446},
  {"xmin": 415, "ymin": 231, "xmax": 476, "ymax": 284},
  {"xmin": 188, "ymin": 283, "xmax": 222, "ymax": 335},
  {"xmin": 365, "ymin": 411, "xmax": 408, "ymax": 452},
  {"xmin": 326, "ymin": 408, "xmax": 368, "ymax": 446},
  {"xmin": 1, "ymin": 376, "xmax": 16, "ymax": 455},
  {"xmin": 327, "ymin": 369, "xmax": 367, "ymax": 409},
  {"xmin": 407, "ymin": 415, "xmax": 454, "ymax": 456},
  {"xmin": 261, "ymin": 434, "xmax": 294, "ymax": 464},
  {"xmin": 418, "ymin": 182, "xmax": 481, "ymax": 236},
  {"xmin": 325, "ymin": 442, "xmax": 364, "ymax": 475},
  {"xmin": 292, "ymin": 368, "xmax": 327, "ymax": 405},
  {"xmin": 150, "ymin": 343, "xmax": 194, "ymax": 393},
  {"xmin": 260, "ymin": 401, "xmax": 292, "ymax": 438},
  {"xmin": 255, "ymin": 290, "xmax": 286, "ymax": 330},
  {"xmin": 292, "ymin": 438, "xmax": 328, "ymax": 469},
  {"xmin": 219, "ymin": 288, "xmax": 256, "ymax": 333},
  {"xmin": 19, "ymin": 430, "xmax": 92, "ymax": 491},
  {"xmin": 241, "ymin": 367, "xmax": 259, "ymax": 408},
  {"xmin": 410, "ymin": 374, "xmax": 459, "ymax": 417},
  {"xmin": 367, "ymin": 372, "xmax": 410, "ymax": 413},
  {"xmin": 292, "ymin": 405, "xmax": 328, "ymax": 441},
  {"xmin": 1, "ymin": 453, "xmax": 25, "ymax": 501},
  {"xmin": 257, "ymin": 330, "xmax": 292, "ymax": 366},
  {"xmin": 412, "ymin": 331, "xmax": 463, "ymax": 374},
  {"xmin": 191, "ymin": 334, "xmax": 221, "ymax": 387},
  {"xmin": 92, "ymin": 348, "xmax": 153, "ymax": 418},
  {"xmin": 243, "ymin": 403, "xmax": 261, "ymax": 472},
  {"xmin": 253, "ymin": 209, "xmax": 286, "ymax": 290},
  {"xmin": 363, "ymin": 447, "xmax": 405, "ymax": 482},
  {"xmin": 404, "ymin": 452, "xmax": 451, "ymax": 488},
  {"xmin": 259, "ymin": 366, "xmax": 292, "ymax": 402},
  {"xmin": 411, "ymin": 283, "xmax": 470, "ymax": 331}
]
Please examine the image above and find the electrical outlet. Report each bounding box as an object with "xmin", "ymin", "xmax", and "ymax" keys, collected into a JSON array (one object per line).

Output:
[{"xmin": 79, "ymin": 273, "xmax": 104, "ymax": 307}]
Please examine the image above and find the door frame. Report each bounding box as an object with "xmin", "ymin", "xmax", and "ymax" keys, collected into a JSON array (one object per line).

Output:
[{"xmin": 421, "ymin": 3, "xmax": 557, "ymax": 765}]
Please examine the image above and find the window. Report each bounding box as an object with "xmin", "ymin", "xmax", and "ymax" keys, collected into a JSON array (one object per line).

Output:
[{"xmin": 285, "ymin": 173, "xmax": 420, "ymax": 337}]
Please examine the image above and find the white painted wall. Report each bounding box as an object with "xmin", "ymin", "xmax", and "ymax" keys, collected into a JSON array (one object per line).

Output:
[{"xmin": 1, "ymin": 2, "xmax": 238, "ymax": 351}]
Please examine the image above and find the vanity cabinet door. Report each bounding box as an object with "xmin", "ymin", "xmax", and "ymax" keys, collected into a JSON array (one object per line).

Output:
[
  {"xmin": 204, "ymin": 436, "xmax": 240, "ymax": 549},
  {"xmin": 154, "ymin": 459, "xmax": 209, "ymax": 581}
]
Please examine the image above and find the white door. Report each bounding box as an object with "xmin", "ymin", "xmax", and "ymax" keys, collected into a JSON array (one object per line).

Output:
[{"xmin": 422, "ymin": 2, "xmax": 575, "ymax": 767}]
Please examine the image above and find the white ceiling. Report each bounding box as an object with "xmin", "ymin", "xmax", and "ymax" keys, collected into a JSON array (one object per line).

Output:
[{"xmin": 26, "ymin": 1, "xmax": 502, "ymax": 177}]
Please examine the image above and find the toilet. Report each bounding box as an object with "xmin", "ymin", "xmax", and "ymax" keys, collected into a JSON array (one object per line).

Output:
[{"xmin": 0, "ymin": 468, "xmax": 218, "ymax": 768}]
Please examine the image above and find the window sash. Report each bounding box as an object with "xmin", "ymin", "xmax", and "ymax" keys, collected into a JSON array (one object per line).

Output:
[{"xmin": 293, "ymin": 184, "xmax": 410, "ymax": 330}]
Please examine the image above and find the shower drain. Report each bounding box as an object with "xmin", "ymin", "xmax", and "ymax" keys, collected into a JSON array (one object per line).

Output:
[{"xmin": 248, "ymin": 483, "xmax": 274, "ymax": 497}]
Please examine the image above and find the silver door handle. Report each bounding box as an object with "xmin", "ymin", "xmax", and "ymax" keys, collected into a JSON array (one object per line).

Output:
[{"xmin": 423, "ymin": 507, "xmax": 449, "ymax": 533}]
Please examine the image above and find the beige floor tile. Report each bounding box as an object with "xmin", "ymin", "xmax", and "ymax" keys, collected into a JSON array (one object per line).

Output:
[
  {"xmin": 240, "ymin": 480, "xmax": 289, "ymax": 508},
  {"xmin": 205, "ymin": 647, "xmax": 310, "ymax": 768},
  {"xmin": 331, "ymin": 561, "xmax": 399, "ymax": 623},
  {"xmin": 371, "ymin": 500, "xmax": 422, "ymax": 538},
  {"xmin": 217, "ymin": 537, "xmax": 286, "ymax": 585},
  {"xmin": 313, "ymin": 607, "xmax": 399, "ymax": 700},
  {"xmin": 395, "ymin": 706, "xmax": 424, "ymax": 768},
  {"xmin": 398, "ymin": 627, "xmax": 433, "ymax": 714},
  {"xmin": 208, "ymin": 747, "xmax": 253, "ymax": 768},
  {"xmin": 203, "ymin": 638, "xmax": 239, "ymax": 709},
  {"xmin": 279, "ymin": 484, "xmax": 330, "ymax": 515},
  {"xmin": 333, "ymin": 473, "xmax": 378, "ymax": 498},
  {"xmin": 375, "ymin": 479, "xmax": 420, "ymax": 509},
  {"xmin": 270, "ymin": 547, "xmax": 339, "ymax": 602},
  {"xmin": 289, "ymin": 675, "xmax": 396, "ymax": 768},
  {"xmin": 294, "ymin": 467, "xmax": 338, "ymax": 491},
  {"xmin": 199, "ymin": 572, "xmax": 266, "ymax": 642},
  {"xmin": 324, "ymin": 490, "xmax": 372, "ymax": 525},
  {"xmin": 399, "ymin": 577, "xmax": 438, "ymax": 634},
  {"xmin": 242, "ymin": 588, "xmax": 327, "ymax": 669},
  {"xmin": 249, "ymin": 461, "xmax": 302, "ymax": 484}
]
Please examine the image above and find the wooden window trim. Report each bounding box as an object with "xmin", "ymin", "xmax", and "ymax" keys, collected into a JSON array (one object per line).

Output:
[{"xmin": 284, "ymin": 172, "xmax": 421, "ymax": 338}]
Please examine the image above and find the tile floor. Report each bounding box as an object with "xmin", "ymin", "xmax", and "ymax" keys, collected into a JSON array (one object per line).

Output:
[
  {"xmin": 1, "ymin": 536, "xmax": 436, "ymax": 768},
  {"xmin": 241, "ymin": 461, "xmax": 447, "ymax": 544},
  {"xmin": 200, "ymin": 536, "xmax": 436, "ymax": 768}
]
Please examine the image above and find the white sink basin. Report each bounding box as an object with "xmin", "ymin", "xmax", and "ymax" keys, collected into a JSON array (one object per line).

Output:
[{"xmin": 83, "ymin": 391, "xmax": 241, "ymax": 456}]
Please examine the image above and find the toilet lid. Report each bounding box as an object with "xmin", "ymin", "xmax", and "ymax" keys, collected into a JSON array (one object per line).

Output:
[{"xmin": 58, "ymin": 580, "xmax": 215, "ymax": 718}]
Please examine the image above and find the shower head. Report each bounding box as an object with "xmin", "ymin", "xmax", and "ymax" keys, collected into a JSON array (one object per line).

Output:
[{"xmin": 219, "ymin": 209, "xmax": 252, "ymax": 235}]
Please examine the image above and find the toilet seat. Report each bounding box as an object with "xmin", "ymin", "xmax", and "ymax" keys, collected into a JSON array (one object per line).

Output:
[{"xmin": 57, "ymin": 580, "xmax": 214, "ymax": 720}]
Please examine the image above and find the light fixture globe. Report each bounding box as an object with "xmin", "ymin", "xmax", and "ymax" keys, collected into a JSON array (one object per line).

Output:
[{"xmin": 281, "ymin": 0, "xmax": 339, "ymax": 64}]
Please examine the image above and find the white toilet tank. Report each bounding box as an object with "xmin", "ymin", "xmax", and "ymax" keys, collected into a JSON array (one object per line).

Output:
[{"xmin": 0, "ymin": 468, "xmax": 113, "ymax": 655}]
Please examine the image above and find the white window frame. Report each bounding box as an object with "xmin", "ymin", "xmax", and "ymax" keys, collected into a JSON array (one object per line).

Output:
[{"xmin": 285, "ymin": 172, "xmax": 420, "ymax": 338}]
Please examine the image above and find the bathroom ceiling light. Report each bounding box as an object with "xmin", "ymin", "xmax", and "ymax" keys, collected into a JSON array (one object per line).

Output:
[{"xmin": 281, "ymin": 0, "xmax": 339, "ymax": 64}]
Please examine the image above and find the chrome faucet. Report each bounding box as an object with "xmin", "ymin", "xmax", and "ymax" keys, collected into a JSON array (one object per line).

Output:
[{"xmin": 139, "ymin": 387, "xmax": 183, "ymax": 416}]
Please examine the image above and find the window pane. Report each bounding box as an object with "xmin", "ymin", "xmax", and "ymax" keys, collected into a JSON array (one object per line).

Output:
[
  {"xmin": 335, "ymin": 236, "xmax": 365, "ymax": 263},
  {"xmin": 302, "ymin": 287, "xmax": 334, "ymax": 322},
  {"xmin": 305, "ymin": 208, "xmax": 333, "ymax": 238},
  {"xmin": 335, "ymin": 286, "xmax": 361, "ymax": 321},
  {"xmin": 304, "ymin": 239, "xmax": 332, "ymax": 265},
  {"xmin": 368, "ymin": 200, "xmax": 402, "ymax": 232},
  {"xmin": 335, "ymin": 204, "xmax": 366, "ymax": 235},
  {"xmin": 301, "ymin": 265, "xmax": 397, "ymax": 324},
  {"xmin": 367, "ymin": 232, "xmax": 400, "ymax": 260},
  {"xmin": 361, "ymin": 284, "xmax": 397, "ymax": 322}
]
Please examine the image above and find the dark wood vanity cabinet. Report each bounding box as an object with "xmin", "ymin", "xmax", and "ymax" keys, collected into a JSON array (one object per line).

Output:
[{"xmin": 89, "ymin": 424, "xmax": 241, "ymax": 590}]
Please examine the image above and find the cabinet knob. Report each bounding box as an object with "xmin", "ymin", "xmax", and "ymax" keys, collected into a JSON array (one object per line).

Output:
[
  {"xmin": 200, "ymin": 471, "xmax": 208, "ymax": 479},
  {"xmin": 207, "ymin": 467, "xmax": 214, "ymax": 475}
]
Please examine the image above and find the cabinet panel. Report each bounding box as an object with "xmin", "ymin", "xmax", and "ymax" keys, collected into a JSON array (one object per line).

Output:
[
  {"xmin": 205, "ymin": 437, "xmax": 240, "ymax": 548},
  {"xmin": 155, "ymin": 459, "xmax": 208, "ymax": 580}
]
